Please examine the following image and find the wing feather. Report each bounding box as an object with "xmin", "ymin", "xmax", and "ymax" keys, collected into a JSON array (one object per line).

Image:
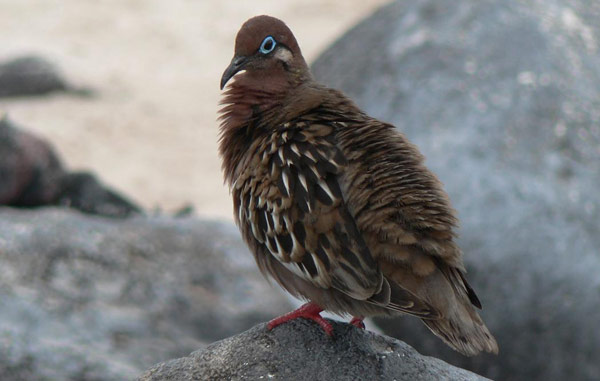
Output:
[
  {"xmin": 236, "ymin": 119, "xmax": 441, "ymax": 317},
  {"xmin": 238, "ymin": 122, "xmax": 383, "ymax": 300}
]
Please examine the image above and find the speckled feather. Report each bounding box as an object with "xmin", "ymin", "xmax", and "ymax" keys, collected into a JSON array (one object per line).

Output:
[{"xmin": 218, "ymin": 15, "xmax": 498, "ymax": 356}]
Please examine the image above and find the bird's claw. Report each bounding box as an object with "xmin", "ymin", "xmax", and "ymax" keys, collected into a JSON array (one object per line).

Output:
[
  {"xmin": 350, "ymin": 316, "xmax": 365, "ymax": 329},
  {"xmin": 267, "ymin": 302, "xmax": 333, "ymax": 336}
]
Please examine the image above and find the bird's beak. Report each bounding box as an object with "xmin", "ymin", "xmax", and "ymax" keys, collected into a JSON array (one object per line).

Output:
[{"xmin": 220, "ymin": 56, "xmax": 248, "ymax": 90}]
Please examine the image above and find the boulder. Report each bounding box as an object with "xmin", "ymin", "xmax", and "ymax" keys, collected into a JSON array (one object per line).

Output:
[
  {"xmin": 0, "ymin": 116, "xmax": 141, "ymax": 217},
  {"xmin": 57, "ymin": 172, "xmax": 143, "ymax": 218},
  {"xmin": 312, "ymin": 0, "xmax": 600, "ymax": 380},
  {"xmin": 0, "ymin": 208, "xmax": 293, "ymax": 381},
  {"xmin": 0, "ymin": 115, "xmax": 64, "ymax": 206},
  {"xmin": 0, "ymin": 55, "xmax": 91, "ymax": 97},
  {"xmin": 138, "ymin": 319, "xmax": 488, "ymax": 381}
]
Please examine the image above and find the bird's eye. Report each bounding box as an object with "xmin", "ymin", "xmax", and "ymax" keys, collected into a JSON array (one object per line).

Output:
[{"xmin": 259, "ymin": 36, "xmax": 276, "ymax": 54}]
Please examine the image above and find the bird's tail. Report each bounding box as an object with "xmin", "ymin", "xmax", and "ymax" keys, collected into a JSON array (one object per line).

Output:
[{"xmin": 421, "ymin": 304, "xmax": 498, "ymax": 356}]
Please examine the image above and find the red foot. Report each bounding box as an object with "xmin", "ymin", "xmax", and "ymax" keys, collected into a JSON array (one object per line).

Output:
[
  {"xmin": 267, "ymin": 302, "xmax": 333, "ymax": 336},
  {"xmin": 350, "ymin": 316, "xmax": 365, "ymax": 329}
]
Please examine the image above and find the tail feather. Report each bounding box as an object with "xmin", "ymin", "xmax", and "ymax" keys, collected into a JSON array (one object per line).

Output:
[
  {"xmin": 458, "ymin": 271, "xmax": 482, "ymax": 309},
  {"xmin": 379, "ymin": 256, "xmax": 497, "ymax": 356},
  {"xmin": 409, "ymin": 263, "xmax": 497, "ymax": 355},
  {"xmin": 419, "ymin": 262, "xmax": 498, "ymax": 355},
  {"xmin": 422, "ymin": 309, "xmax": 498, "ymax": 356}
]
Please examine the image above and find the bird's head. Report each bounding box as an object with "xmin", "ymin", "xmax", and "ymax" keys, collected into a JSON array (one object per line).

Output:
[{"xmin": 220, "ymin": 15, "xmax": 310, "ymax": 91}]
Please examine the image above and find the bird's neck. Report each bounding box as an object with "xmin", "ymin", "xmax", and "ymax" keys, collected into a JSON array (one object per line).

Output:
[
  {"xmin": 218, "ymin": 77, "xmax": 327, "ymax": 186},
  {"xmin": 218, "ymin": 66, "xmax": 312, "ymax": 126}
]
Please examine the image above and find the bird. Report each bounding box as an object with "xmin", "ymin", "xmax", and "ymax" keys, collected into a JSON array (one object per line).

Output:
[{"xmin": 218, "ymin": 15, "xmax": 498, "ymax": 356}]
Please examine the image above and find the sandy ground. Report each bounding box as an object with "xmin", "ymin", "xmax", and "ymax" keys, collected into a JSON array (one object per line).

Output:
[{"xmin": 0, "ymin": 0, "xmax": 388, "ymax": 220}]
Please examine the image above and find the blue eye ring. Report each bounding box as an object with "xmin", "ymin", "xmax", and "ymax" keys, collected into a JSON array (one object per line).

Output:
[{"xmin": 259, "ymin": 36, "xmax": 277, "ymax": 54}]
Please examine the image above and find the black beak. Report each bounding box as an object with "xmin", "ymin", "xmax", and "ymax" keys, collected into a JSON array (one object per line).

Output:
[{"xmin": 220, "ymin": 56, "xmax": 248, "ymax": 90}]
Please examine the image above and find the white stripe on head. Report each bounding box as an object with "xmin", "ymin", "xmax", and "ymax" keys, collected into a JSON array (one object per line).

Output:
[{"xmin": 274, "ymin": 48, "xmax": 293, "ymax": 64}]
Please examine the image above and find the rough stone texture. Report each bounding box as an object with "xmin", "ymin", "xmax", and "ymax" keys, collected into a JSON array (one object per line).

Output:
[
  {"xmin": 312, "ymin": 1, "xmax": 600, "ymax": 380},
  {"xmin": 0, "ymin": 55, "xmax": 90, "ymax": 97},
  {"xmin": 0, "ymin": 116, "xmax": 141, "ymax": 217},
  {"xmin": 138, "ymin": 319, "xmax": 488, "ymax": 381},
  {"xmin": 0, "ymin": 208, "xmax": 293, "ymax": 381}
]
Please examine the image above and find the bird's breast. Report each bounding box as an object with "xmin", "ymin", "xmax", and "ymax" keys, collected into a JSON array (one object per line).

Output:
[{"xmin": 229, "ymin": 122, "xmax": 344, "ymax": 271}]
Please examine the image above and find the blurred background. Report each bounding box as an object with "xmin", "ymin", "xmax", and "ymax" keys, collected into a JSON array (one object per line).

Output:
[{"xmin": 0, "ymin": 0, "xmax": 388, "ymax": 220}]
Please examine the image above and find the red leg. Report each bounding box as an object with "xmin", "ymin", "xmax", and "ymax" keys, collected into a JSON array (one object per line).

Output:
[
  {"xmin": 267, "ymin": 302, "xmax": 333, "ymax": 336},
  {"xmin": 350, "ymin": 316, "xmax": 365, "ymax": 329}
]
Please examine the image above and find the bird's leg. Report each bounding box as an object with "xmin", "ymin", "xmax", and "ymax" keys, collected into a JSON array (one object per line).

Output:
[
  {"xmin": 267, "ymin": 302, "xmax": 333, "ymax": 336},
  {"xmin": 350, "ymin": 316, "xmax": 365, "ymax": 329}
]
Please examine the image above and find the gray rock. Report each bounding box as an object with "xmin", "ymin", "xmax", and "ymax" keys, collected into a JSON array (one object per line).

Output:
[
  {"xmin": 0, "ymin": 116, "xmax": 65, "ymax": 205},
  {"xmin": 138, "ymin": 319, "xmax": 488, "ymax": 381},
  {"xmin": 0, "ymin": 208, "xmax": 293, "ymax": 381},
  {"xmin": 57, "ymin": 171, "xmax": 142, "ymax": 218},
  {"xmin": 0, "ymin": 55, "xmax": 91, "ymax": 97},
  {"xmin": 0, "ymin": 116, "xmax": 141, "ymax": 217},
  {"xmin": 312, "ymin": 1, "xmax": 600, "ymax": 380}
]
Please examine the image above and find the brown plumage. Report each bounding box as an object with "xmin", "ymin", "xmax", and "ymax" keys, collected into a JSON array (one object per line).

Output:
[{"xmin": 218, "ymin": 15, "xmax": 498, "ymax": 356}]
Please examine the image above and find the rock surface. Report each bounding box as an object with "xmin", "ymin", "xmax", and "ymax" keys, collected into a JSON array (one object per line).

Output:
[
  {"xmin": 0, "ymin": 55, "xmax": 90, "ymax": 97},
  {"xmin": 0, "ymin": 116, "xmax": 141, "ymax": 217},
  {"xmin": 312, "ymin": 1, "xmax": 600, "ymax": 380},
  {"xmin": 138, "ymin": 319, "xmax": 488, "ymax": 381},
  {"xmin": 56, "ymin": 171, "xmax": 143, "ymax": 218},
  {"xmin": 0, "ymin": 208, "xmax": 293, "ymax": 381},
  {"xmin": 0, "ymin": 116, "xmax": 64, "ymax": 206}
]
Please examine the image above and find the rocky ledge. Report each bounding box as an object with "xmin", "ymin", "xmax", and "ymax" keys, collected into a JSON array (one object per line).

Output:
[
  {"xmin": 0, "ymin": 208, "xmax": 293, "ymax": 380},
  {"xmin": 138, "ymin": 319, "xmax": 488, "ymax": 381}
]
